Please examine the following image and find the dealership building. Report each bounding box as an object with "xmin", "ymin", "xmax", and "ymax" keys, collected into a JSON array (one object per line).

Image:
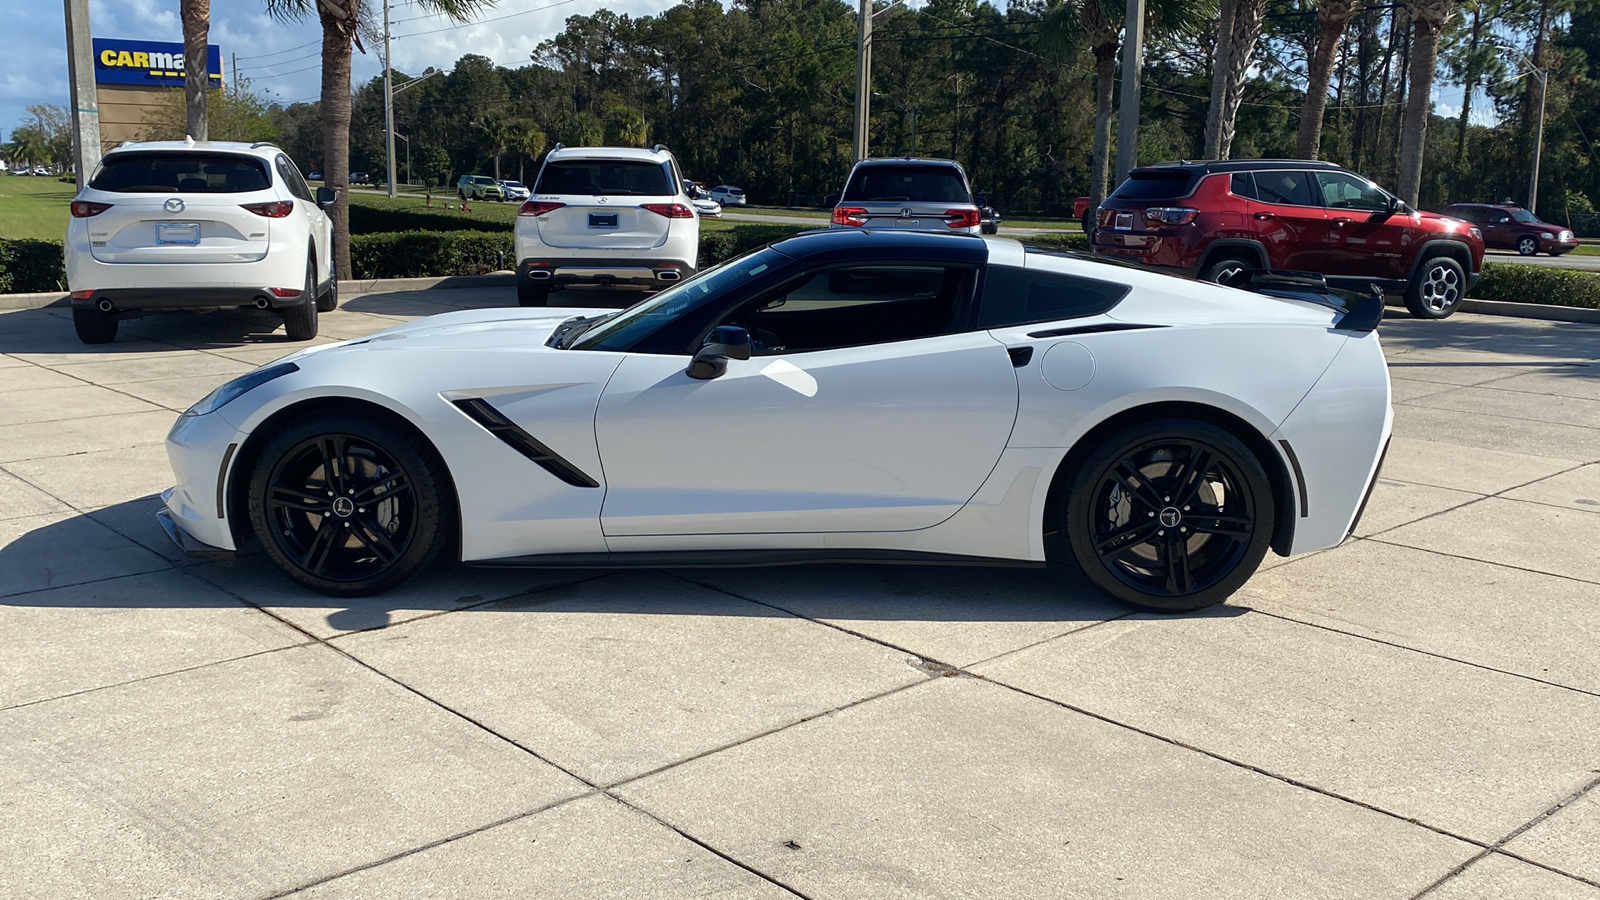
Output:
[{"xmin": 93, "ymin": 38, "xmax": 223, "ymax": 151}]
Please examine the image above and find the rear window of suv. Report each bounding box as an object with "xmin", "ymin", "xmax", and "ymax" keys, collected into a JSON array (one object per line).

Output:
[
  {"xmin": 536, "ymin": 160, "xmax": 672, "ymax": 196},
  {"xmin": 1111, "ymin": 170, "xmax": 1199, "ymax": 201},
  {"xmin": 90, "ymin": 153, "xmax": 272, "ymax": 193},
  {"xmin": 842, "ymin": 164, "xmax": 970, "ymax": 203}
]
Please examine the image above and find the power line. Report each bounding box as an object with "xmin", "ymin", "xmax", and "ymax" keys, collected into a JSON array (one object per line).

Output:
[
  {"xmin": 237, "ymin": 50, "xmax": 323, "ymax": 73},
  {"xmin": 392, "ymin": 0, "xmax": 583, "ymax": 39},
  {"xmin": 235, "ymin": 39, "xmax": 321, "ymax": 62}
]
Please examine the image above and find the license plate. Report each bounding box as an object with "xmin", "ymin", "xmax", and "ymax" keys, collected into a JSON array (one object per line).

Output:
[
  {"xmin": 1114, "ymin": 213, "xmax": 1134, "ymax": 231},
  {"xmin": 588, "ymin": 213, "xmax": 619, "ymax": 229},
  {"xmin": 157, "ymin": 222, "xmax": 199, "ymax": 245}
]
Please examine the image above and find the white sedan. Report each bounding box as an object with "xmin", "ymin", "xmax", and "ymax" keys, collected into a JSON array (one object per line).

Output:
[{"xmin": 160, "ymin": 231, "xmax": 1391, "ymax": 611}]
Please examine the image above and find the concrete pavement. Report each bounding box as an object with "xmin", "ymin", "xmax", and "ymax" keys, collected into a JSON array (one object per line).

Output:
[{"xmin": 2, "ymin": 286, "xmax": 1599, "ymax": 898}]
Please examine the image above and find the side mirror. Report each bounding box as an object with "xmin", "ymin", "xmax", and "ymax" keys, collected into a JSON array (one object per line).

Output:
[
  {"xmin": 315, "ymin": 186, "xmax": 338, "ymax": 208},
  {"xmin": 1386, "ymin": 194, "xmax": 1405, "ymax": 215},
  {"xmin": 687, "ymin": 326, "xmax": 752, "ymax": 380}
]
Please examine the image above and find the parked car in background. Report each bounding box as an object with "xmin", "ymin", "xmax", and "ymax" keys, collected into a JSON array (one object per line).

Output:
[
  {"xmin": 830, "ymin": 157, "xmax": 982, "ymax": 235},
  {"xmin": 348, "ymin": 171, "xmax": 371, "ymax": 185},
  {"xmin": 457, "ymin": 175, "xmax": 504, "ymax": 201},
  {"xmin": 1093, "ymin": 159, "xmax": 1484, "ymax": 319},
  {"xmin": 684, "ymin": 180, "xmax": 722, "ymax": 217},
  {"xmin": 975, "ymin": 193, "xmax": 1001, "ymax": 234},
  {"xmin": 1075, "ymin": 196, "xmax": 1094, "ymax": 233},
  {"xmin": 513, "ymin": 144, "xmax": 698, "ymax": 307},
  {"xmin": 710, "ymin": 185, "xmax": 747, "ymax": 206},
  {"xmin": 65, "ymin": 140, "xmax": 337, "ymax": 344},
  {"xmin": 500, "ymin": 180, "xmax": 531, "ymax": 202},
  {"xmin": 1440, "ymin": 202, "xmax": 1578, "ymax": 257}
]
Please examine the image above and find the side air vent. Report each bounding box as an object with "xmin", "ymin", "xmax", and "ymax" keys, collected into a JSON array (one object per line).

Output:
[{"xmin": 451, "ymin": 398, "xmax": 600, "ymax": 488}]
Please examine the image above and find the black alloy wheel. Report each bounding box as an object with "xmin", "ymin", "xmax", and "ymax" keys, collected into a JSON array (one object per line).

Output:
[
  {"xmin": 1065, "ymin": 418, "xmax": 1274, "ymax": 612},
  {"xmin": 248, "ymin": 414, "xmax": 453, "ymax": 596}
]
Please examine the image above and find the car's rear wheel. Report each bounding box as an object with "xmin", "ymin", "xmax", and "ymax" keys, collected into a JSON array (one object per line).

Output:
[
  {"xmin": 284, "ymin": 259, "xmax": 320, "ymax": 340},
  {"xmin": 1202, "ymin": 256, "xmax": 1255, "ymax": 287},
  {"xmin": 517, "ymin": 282, "xmax": 549, "ymax": 307},
  {"xmin": 1064, "ymin": 418, "xmax": 1274, "ymax": 612},
  {"xmin": 72, "ymin": 305, "xmax": 118, "ymax": 344},
  {"xmin": 1518, "ymin": 236, "xmax": 1539, "ymax": 256},
  {"xmin": 1404, "ymin": 256, "xmax": 1465, "ymax": 319},
  {"xmin": 247, "ymin": 414, "xmax": 454, "ymax": 597}
]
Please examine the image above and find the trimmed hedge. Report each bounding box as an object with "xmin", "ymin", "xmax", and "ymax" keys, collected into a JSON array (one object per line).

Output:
[
  {"xmin": 700, "ymin": 223, "xmax": 810, "ymax": 265},
  {"xmin": 1018, "ymin": 232, "xmax": 1091, "ymax": 253},
  {"xmin": 1471, "ymin": 262, "xmax": 1600, "ymax": 310},
  {"xmin": 348, "ymin": 203, "xmax": 512, "ymax": 236},
  {"xmin": 0, "ymin": 239, "xmax": 66, "ymax": 294}
]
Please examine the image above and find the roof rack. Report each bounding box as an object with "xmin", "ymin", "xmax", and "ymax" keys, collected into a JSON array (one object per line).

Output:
[
  {"xmin": 552, "ymin": 142, "xmax": 565, "ymax": 152},
  {"xmin": 250, "ymin": 141, "xmax": 280, "ymax": 150},
  {"xmin": 652, "ymin": 143, "xmax": 669, "ymax": 154}
]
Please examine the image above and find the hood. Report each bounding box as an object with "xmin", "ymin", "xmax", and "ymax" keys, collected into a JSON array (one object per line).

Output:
[{"xmin": 275, "ymin": 306, "xmax": 614, "ymax": 364}]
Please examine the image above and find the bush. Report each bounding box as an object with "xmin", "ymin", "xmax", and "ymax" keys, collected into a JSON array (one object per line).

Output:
[
  {"xmin": 699, "ymin": 223, "xmax": 811, "ymax": 265},
  {"xmin": 349, "ymin": 231, "xmax": 514, "ymax": 279},
  {"xmin": 348, "ymin": 203, "xmax": 512, "ymax": 235},
  {"xmin": 1017, "ymin": 232, "xmax": 1091, "ymax": 253},
  {"xmin": 0, "ymin": 238, "xmax": 67, "ymax": 293},
  {"xmin": 1471, "ymin": 262, "xmax": 1600, "ymax": 309}
]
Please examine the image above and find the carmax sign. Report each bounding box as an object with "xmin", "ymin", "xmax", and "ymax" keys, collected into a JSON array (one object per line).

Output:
[{"xmin": 93, "ymin": 38, "xmax": 222, "ymax": 88}]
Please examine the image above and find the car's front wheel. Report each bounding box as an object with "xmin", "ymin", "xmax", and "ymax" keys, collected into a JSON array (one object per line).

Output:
[
  {"xmin": 1404, "ymin": 256, "xmax": 1465, "ymax": 319},
  {"xmin": 283, "ymin": 258, "xmax": 320, "ymax": 340},
  {"xmin": 72, "ymin": 305, "xmax": 118, "ymax": 344},
  {"xmin": 1518, "ymin": 236, "xmax": 1539, "ymax": 256},
  {"xmin": 1064, "ymin": 418, "xmax": 1275, "ymax": 612},
  {"xmin": 247, "ymin": 413, "xmax": 455, "ymax": 596}
]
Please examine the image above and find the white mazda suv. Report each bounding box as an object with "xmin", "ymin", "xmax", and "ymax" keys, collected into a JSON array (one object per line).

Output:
[
  {"xmin": 512, "ymin": 145, "xmax": 699, "ymax": 307},
  {"xmin": 65, "ymin": 140, "xmax": 337, "ymax": 344}
]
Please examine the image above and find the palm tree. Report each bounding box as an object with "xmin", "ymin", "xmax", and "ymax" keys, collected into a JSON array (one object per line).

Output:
[
  {"xmin": 1202, "ymin": 0, "xmax": 1268, "ymax": 159},
  {"xmin": 262, "ymin": 0, "xmax": 492, "ymax": 279},
  {"xmin": 1395, "ymin": 0, "xmax": 1454, "ymax": 203},
  {"xmin": 506, "ymin": 120, "xmax": 547, "ymax": 183},
  {"xmin": 5, "ymin": 126, "xmax": 50, "ymax": 171},
  {"xmin": 181, "ymin": 0, "xmax": 211, "ymax": 139},
  {"xmin": 1295, "ymin": 0, "xmax": 1363, "ymax": 159},
  {"xmin": 480, "ymin": 112, "xmax": 509, "ymax": 181},
  {"xmin": 1042, "ymin": 0, "xmax": 1210, "ymax": 213}
]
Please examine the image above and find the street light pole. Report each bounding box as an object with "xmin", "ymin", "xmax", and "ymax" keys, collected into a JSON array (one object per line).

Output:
[
  {"xmin": 1114, "ymin": 0, "xmax": 1146, "ymax": 182},
  {"xmin": 1497, "ymin": 44, "xmax": 1547, "ymax": 215},
  {"xmin": 854, "ymin": 0, "xmax": 872, "ymax": 162},
  {"xmin": 383, "ymin": 1, "xmax": 397, "ymax": 199},
  {"xmin": 63, "ymin": 0, "xmax": 101, "ymax": 182}
]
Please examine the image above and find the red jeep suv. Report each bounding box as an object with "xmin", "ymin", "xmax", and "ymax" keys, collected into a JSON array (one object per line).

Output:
[{"xmin": 1092, "ymin": 160, "xmax": 1485, "ymax": 318}]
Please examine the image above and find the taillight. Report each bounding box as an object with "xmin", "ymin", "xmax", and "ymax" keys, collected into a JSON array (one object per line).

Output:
[
  {"xmin": 518, "ymin": 200, "xmax": 565, "ymax": 216},
  {"xmin": 1145, "ymin": 207, "xmax": 1199, "ymax": 226},
  {"xmin": 832, "ymin": 206, "xmax": 868, "ymax": 227},
  {"xmin": 71, "ymin": 201, "xmax": 112, "ymax": 218},
  {"xmin": 642, "ymin": 202, "xmax": 694, "ymax": 218},
  {"xmin": 944, "ymin": 209, "xmax": 981, "ymax": 229},
  {"xmin": 242, "ymin": 201, "xmax": 295, "ymax": 218}
]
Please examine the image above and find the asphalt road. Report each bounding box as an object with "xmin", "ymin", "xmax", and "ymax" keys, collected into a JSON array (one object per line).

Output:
[{"xmin": 3, "ymin": 288, "xmax": 1600, "ymax": 899}]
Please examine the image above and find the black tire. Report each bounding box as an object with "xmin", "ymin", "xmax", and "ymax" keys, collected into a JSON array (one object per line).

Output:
[
  {"xmin": 73, "ymin": 305, "xmax": 119, "ymax": 344},
  {"xmin": 1404, "ymin": 256, "xmax": 1465, "ymax": 319},
  {"xmin": 283, "ymin": 259, "xmax": 320, "ymax": 340},
  {"xmin": 1081, "ymin": 211, "xmax": 1094, "ymax": 236},
  {"xmin": 458, "ymin": 190, "xmax": 466, "ymax": 200},
  {"xmin": 1517, "ymin": 236, "xmax": 1538, "ymax": 256},
  {"xmin": 316, "ymin": 256, "xmax": 338, "ymax": 312},
  {"xmin": 248, "ymin": 413, "xmax": 454, "ymax": 597},
  {"xmin": 1202, "ymin": 256, "xmax": 1255, "ymax": 287},
  {"xmin": 1064, "ymin": 418, "xmax": 1275, "ymax": 613},
  {"xmin": 517, "ymin": 282, "xmax": 549, "ymax": 307}
]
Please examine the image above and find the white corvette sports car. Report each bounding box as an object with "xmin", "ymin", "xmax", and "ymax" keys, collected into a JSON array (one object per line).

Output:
[{"xmin": 161, "ymin": 230, "xmax": 1392, "ymax": 611}]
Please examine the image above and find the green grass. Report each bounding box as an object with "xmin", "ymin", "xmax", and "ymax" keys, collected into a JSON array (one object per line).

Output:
[
  {"xmin": 1570, "ymin": 244, "xmax": 1599, "ymax": 257},
  {"xmin": 733, "ymin": 204, "xmax": 1083, "ymax": 232},
  {"xmin": 0, "ymin": 175, "xmax": 75, "ymax": 241}
]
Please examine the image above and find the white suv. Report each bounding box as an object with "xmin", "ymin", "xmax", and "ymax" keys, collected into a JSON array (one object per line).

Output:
[
  {"xmin": 513, "ymin": 145, "xmax": 698, "ymax": 307},
  {"xmin": 65, "ymin": 140, "xmax": 336, "ymax": 344}
]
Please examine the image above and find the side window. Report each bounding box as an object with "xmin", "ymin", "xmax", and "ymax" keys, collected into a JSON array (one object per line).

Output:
[
  {"xmin": 721, "ymin": 264, "xmax": 974, "ymax": 355},
  {"xmin": 1229, "ymin": 172, "xmax": 1258, "ymax": 200},
  {"xmin": 1489, "ymin": 210, "xmax": 1512, "ymax": 224},
  {"xmin": 1313, "ymin": 172, "xmax": 1388, "ymax": 212},
  {"xmin": 1252, "ymin": 170, "xmax": 1316, "ymax": 207},
  {"xmin": 275, "ymin": 155, "xmax": 312, "ymax": 202},
  {"xmin": 977, "ymin": 266, "xmax": 1130, "ymax": 329}
]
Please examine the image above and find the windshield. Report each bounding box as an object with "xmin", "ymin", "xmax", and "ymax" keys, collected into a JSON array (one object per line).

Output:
[
  {"xmin": 570, "ymin": 248, "xmax": 789, "ymax": 353},
  {"xmin": 1510, "ymin": 209, "xmax": 1539, "ymax": 223}
]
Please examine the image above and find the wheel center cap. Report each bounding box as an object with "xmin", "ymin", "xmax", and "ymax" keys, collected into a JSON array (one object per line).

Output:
[
  {"xmin": 1159, "ymin": 507, "xmax": 1182, "ymax": 528},
  {"xmin": 331, "ymin": 497, "xmax": 355, "ymax": 518}
]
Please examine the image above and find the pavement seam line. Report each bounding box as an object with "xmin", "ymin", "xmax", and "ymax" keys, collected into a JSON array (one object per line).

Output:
[
  {"xmin": 1408, "ymin": 772, "xmax": 1600, "ymax": 898},
  {"xmin": 1350, "ymin": 458, "xmax": 1594, "ymax": 543},
  {"xmin": 0, "ymin": 639, "xmax": 318, "ymax": 715},
  {"xmin": 315, "ymin": 570, "xmax": 627, "ymax": 641},
  {"xmin": 183, "ymin": 567, "xmax": 831, "ymax": 899},
  {"xmin": 1365, "ymin": 536, "xmax": 1600, "ymax": 588},
  {"xmin": 1395, "ymin": 395, "xmax": 1600, "ymax": 432},
  {"xmin": 1248, "ymin": 608, "xmax": 1600, "ymax": 700}
]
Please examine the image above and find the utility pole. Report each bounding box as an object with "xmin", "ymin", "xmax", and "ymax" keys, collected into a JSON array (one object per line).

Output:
[
  {"xmin": 853, "ymin": 0, "xmax": 872, "ymax": 162},
  {"xmin": 1529, "ymin": 64, "xmax": 1547, "ymax": 214},
  {"xmin": 232, "ymin": 53, "xmax": 238, "ymax": 94},
  {"xmin": 384, "ymin": 1, "xmax": 397, "ymax": 199},
  {"xmin": 1114, "ymin": 0, "xmax": 1146, "ymax": 182},
  {"xmin": 63, "ymin": 0, "xmax": 101, "ymax": 182}
]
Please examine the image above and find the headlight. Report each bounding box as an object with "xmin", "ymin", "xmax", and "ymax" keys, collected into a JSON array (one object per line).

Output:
[
  {"xmin": 184, "ymin": 363, "xmax": 298, "ymax": 417},
  {"xmin": 1541, "ymin": 232, "xmax": 1555, "ymax": 240},
  {"xmin": 1469, "ymin": 226, "xmax": 1482, "ymax": 241}
]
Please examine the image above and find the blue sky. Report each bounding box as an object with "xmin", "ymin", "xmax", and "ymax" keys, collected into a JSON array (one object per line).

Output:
[{"xmin": 2, "ymin": 0, "xmax": 677, "ymax": 134}]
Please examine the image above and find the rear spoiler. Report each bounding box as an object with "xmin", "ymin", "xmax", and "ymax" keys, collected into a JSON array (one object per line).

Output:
[{"xmin": 1223, "ymin": 269, "xmax": 1384, "ymax": 333}]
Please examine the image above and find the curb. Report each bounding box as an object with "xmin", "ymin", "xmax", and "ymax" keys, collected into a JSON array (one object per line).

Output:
[
  {"xmin": 0, "ymin": 273, "xmax": 517, "ymax": 313},
  {"xmin": 1385, "ymin": 296, "xmax": 1600, "ymax": 325}
]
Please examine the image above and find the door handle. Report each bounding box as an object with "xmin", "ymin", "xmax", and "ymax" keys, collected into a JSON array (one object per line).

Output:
[
  {"xmin": 1331, "ymin": 218, "xmax": 1351, "ymax": 227},
  {"xmin": 1253, "ymin": 212, "xmax": 1276, "ymax": 220},
  {"xmin": 1007, "ymin": 346, "xmax": 1033, "ymax": 368}
]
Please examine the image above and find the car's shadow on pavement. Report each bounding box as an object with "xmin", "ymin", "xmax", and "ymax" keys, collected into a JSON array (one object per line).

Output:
[
  {"xmin": 0, "ymin": 305, "xmax": 313, "ymax": 355},
  {"xmin": 0, "ymin": 495, "xmax": 1230, "ymax": 635}
]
